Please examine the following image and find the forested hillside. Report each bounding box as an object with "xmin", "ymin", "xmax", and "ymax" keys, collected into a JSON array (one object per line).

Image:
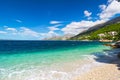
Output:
[{"xmin": 70, "ymin": 22, "xmax": 120, "ymax": 41}]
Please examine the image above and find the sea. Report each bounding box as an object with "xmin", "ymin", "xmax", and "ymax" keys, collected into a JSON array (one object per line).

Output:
[{"xmin": 0, "ymin": 40, "xmax": 112, "ymax": 80}]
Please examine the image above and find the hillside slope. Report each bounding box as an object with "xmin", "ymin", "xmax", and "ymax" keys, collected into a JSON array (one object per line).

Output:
[{"xmin": 70, "ymin": 17, "xmax": 120, "ymax": 41}]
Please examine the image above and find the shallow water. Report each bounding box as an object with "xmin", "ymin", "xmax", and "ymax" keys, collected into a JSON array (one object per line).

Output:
[{"xmin": 0, "ymin": 40, "xmax": 110, "ymax": 80}]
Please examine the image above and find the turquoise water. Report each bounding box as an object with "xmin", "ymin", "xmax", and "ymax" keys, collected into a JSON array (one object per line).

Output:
[{"xmin": 0, "ymin": 41, "xmax": 110, "ymax": 80}]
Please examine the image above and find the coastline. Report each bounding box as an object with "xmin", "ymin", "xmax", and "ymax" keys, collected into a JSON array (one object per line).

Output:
[
  {"xmin": 73, "ymin": 42, "xmax": 120, "ymax": 80},
  {"xmin": 74, "ymin": 62, "xmax": 120, "ymax": 80},
  {"xmin": 0, "ymin": 41, "xmax": 120, "ymax": 80}
]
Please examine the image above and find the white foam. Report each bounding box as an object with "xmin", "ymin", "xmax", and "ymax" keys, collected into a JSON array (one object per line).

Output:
[
  {"xmin": 0, "ymin": 58, "xmax": 102, "ymax": 80},
  {"xmin": 1, "ymin": 49, "xmax": 118, "ymax": 80},
  {"xmin": 0, "ymin": 67, "xmax": 72, "ymax": 80}
]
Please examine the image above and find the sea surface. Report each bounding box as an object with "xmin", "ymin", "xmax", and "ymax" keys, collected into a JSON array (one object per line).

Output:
[{"xmin": 0, "ymin": 40, "xmax": 111, "ymax": 80}]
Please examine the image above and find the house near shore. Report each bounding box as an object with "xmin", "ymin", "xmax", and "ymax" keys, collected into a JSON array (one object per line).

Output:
[
  {"xmin": 98, "ymin": 33, "xmax": 106, "ymax": 40},
  {"xmin": 98, "ymin": 31, "xmax": 118, "ymax": 40},
  {"xmin": 108, "ymin": 31, "xmax": 118, "ymax": 36}
]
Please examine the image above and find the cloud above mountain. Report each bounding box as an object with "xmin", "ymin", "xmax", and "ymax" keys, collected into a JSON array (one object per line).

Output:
[
  {"xmin": 99, "ymin": 0, "xmax": 120, "ymax": 20},
  {"xmin": 61, "ymin": 0, "xmax": 120, "ymax": 35}
]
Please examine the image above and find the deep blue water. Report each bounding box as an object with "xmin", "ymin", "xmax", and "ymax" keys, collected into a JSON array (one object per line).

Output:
[{"xmin": 0, "ymin": 40, "xmax": 107, "ymax": 54}]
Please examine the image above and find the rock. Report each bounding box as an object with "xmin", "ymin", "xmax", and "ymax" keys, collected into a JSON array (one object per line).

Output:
[
  {"xmin": 117, "ymin": 53, "xmax": 120, "ymax": 59},
  {"xmin": 104, "ymin": 43, "xmax": 117, "ymax": 48},
  {"xmin": 114, "ymin": 42, "xmax": 120, "ymax": 48},
  {"xmin": 104, "ymin": 42, "xmax": 120, "ymax": 48}
]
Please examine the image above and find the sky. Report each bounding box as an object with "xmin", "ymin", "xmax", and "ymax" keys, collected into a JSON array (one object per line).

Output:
[{"xmin": 0, "ymin": 0, "xmax": 120, "ymax": 40}]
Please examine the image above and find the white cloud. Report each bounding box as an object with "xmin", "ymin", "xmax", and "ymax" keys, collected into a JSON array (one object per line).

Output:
[
  {"xmin": 3, "ymin": 26, "xmax": 41, "ymax": 39},
  {"xmin": 62, "ymin": 0, "xmax": 120, "ymax": 35},
  {"xmin": 50, "ymin": 21, "xmax": 62, "ymax": 24},
  {"xmin": 2, "ymin": 25, "xmax": 61, "ymax": 39},
  {"xmin": 19, "ymin": 27, "xmax": 40, "ymax": 37},
  {"xmin": 6, "ymin": 28, "xmax": 17, "ymax": 32},
  {"xmin": 99, "ymin": 4, "xmax": 107, "ymax": 10},
  {"xmin": 48, "ymin": 27, "xmax": 59, "ymax": 31},
  {"xmin": 84, "ymin": 10, "xmax": 92, "ymax": 17},
  {"xmin": 62, "ymin": 20, "xmax": 106, "ymax": 35},
  {"xmin": 45, "ymin": 24, "xmax": 61, "ymax": 38},
  {"xmin": 39, "ymin": 30, "xmax": 59, "ymax": 39},
  {"xmin": 16, "ymin": 20, "xmax": 22, "ymax": 23},
  {"xmin": 108, "ymin": 0, "xmax": 114, "ymax": 3},
  {"xmin": 0, "ymin": 31, "xmax": 7, "ymax": 34},
  {"xmin": 47, "ymin": 31, "xmax": 59, "ymax": 38},
  {"xmin": 99, "ymin": 0, "xmax": 120, "ymax": 20},
  {"xmin": 48, "ymin": 24, "xmax": 62, "ymax": 31},
  {"xmin": 3, "ymin": 25, "xmax": 8, "ymax": 28},
  {"xmin": 87, "ymin": 17, "xmax": 92, "ymax": 20},
  {"xmin": 84, "ymin": 10, "xmax": 92, "ymax": 20}
]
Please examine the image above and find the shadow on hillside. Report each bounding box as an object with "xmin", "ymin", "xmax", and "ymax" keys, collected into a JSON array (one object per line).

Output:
[{"xmin": 93, "ymin": 48, "xmax": 120, "ymax": 70}]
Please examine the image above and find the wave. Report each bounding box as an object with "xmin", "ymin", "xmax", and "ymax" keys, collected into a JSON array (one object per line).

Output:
[{"xmin": 0, "ymin": 54, "xmax": 108, "ymax": 80}]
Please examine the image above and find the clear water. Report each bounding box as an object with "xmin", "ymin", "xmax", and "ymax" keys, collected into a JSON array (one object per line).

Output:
[{"xmin": 0, "ymin": 40, "xmax": 110, "ymax": 80}]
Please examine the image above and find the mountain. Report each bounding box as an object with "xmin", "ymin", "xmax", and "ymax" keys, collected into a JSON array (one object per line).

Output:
[
  {"xmin": 43, "ymin": 34, "xmax": 74, "ymax": 40},
  {"xmin": 70, "ymin": 16, "xmax": 120, "ymax": 41}
]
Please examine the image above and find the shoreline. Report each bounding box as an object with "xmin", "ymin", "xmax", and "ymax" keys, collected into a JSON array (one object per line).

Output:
[
  {"xmin": 0, "ymin": 41, "xmax": 120, "ymax": 80},
  {"xmin": 73, "ymin": 47, "xmax": 120, "ymax": 80},
  {"xmin": 74, "ymin": 62, "xmax": 120, "ymax": 80}
]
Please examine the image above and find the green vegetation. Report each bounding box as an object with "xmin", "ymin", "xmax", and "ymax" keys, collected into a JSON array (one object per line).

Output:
[{"xmin": 70, "ymin": 22, "xmax": 120, "ymax": 41}]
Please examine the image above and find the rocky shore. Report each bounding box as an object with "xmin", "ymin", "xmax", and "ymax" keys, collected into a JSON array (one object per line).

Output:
[
  {"xmin": 74, "ymin": 41, "xmax": 120, "ymax": 80},
  {"xmin": 104, "ymin": 41, "xmax": 120, "ymax": 58},
  {"xmin": 104, "ymin": 41, "xmax": 120, "ymax": 48}
]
